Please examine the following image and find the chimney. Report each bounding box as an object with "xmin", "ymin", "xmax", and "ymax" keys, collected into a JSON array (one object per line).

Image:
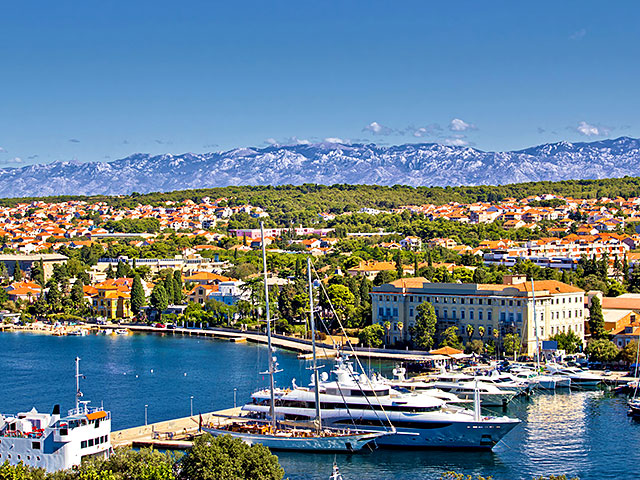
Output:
[{"xmin": 503, "ymin": 275, "xmax": 527, "ymax": 285}]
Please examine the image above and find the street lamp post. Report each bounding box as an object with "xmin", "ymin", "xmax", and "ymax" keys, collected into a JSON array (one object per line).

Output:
[
  {"xmin": 144, "ymin": 404, "xmax": 148, "ymax": 426},
  {"xmin": 190, "ymin": 396, "xmax": 194, "ymax": 417}
]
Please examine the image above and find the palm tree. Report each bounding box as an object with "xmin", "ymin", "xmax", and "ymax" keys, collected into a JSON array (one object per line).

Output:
[
  {"xmin": 397, "ymin": 321, "xmax": 404, "ymax": 342},
  {"xmin": 384, "ymin": 321, "xmax": 391, "ymax": 345},
  {"xmin": 466, "ymin": 324, "xmax": 474, "ymax": 340},
  {"xmin": 478, "ymin": 326, "xmax": 485, "ymax": 340}
]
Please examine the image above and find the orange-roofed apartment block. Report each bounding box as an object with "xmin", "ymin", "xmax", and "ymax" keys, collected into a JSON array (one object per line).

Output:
[{"xmin": 371, "ymin": 275, "xmax": 585, "ymax": 355}]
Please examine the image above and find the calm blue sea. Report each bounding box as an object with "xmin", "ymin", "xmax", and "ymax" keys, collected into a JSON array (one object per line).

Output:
[{"xmin": 0, "ymin": 331, "xmax": 638, "ymax": 480}]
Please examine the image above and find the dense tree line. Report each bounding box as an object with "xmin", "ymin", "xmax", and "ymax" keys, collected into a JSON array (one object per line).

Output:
[
  {"xmin": 0, "ymin": 434, "xmax": 284, "ymax": 480},
  {"xmin": 4, "ymin": 177, "xmax": 640, "ymax": 225}
]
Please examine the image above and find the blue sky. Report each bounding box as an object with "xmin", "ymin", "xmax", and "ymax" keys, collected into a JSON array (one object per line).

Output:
[{"xmin": 1, "ymin": 1, "xmax": 639, "ymax": 166}]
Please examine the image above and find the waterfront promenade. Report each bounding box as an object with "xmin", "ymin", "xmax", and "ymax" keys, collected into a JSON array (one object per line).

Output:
[{"xmin": 99, "ymin": 324, "xmax": 439, "ymax": 362}]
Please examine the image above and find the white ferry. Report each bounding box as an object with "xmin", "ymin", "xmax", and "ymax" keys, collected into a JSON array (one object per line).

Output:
[{"xmin": 0, "ymin": 358, "xmax": 111, "ymax": 472}]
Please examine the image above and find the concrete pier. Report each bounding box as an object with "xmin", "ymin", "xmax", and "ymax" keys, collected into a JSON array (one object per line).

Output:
[{"xmin": 111, "ymin": 406, "xmax": 242, "ymax": 449}]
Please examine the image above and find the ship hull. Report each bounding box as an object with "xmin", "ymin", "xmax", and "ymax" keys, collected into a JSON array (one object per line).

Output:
[{"xmin": 202, "ymin": 427, "xmax": 382, "ymax": 452}]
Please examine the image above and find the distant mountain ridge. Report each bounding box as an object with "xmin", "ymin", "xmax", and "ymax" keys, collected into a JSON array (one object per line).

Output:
[{"xmin": 1, "ymin": 137, "xmax": 640, "ymax": 198}]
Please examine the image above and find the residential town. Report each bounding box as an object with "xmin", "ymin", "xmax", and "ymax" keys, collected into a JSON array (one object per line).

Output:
[{"xmin": 0, "ymin": 191, "xmax": 639, "ymax": 364}]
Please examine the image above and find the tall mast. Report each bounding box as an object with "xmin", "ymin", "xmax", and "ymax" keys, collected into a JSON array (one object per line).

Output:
[
  {"xmin": 75, "ymin": 356, "xmax": 82, "ymax": 413},
  {"xmin": 307, "ymin": 257, "xmax": 321, "ymax": 430},
  {"xmin": 260, "ymin": 222, "xmax": 276, "ymax": 430},
  {"xmin": 531, "ymin": 279, "xmax": 541, "ymax": 370}
]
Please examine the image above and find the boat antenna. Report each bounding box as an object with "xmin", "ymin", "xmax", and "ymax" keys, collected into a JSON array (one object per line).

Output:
[
  {"xmin": 633, "ymin": 324, "xmax": 640, "ymax": 400},
  {"xmin": 260, "ymin": 222, "xmax": 277, "ymax": 431},
  {"xmin": 309, "ymin": 260, "xmax": 395, "ymax": 434},
  {"xmin": 473, "ymin": 377, "xmax": 481, "ymax": 422},
  {"xmin": 75, "ymin": 356, "xmax": 84, "ymax": 413},
  {"xmin": 307, "ymin": 257, "xmax": 322, "ymax": 431},
  {"xmin": 531, "ymin": 278, "xmax": 541, "ymax": 371}
]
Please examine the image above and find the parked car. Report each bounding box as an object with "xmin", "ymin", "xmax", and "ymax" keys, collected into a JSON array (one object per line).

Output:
[
  {"xmin": 166, "ymin": 323, "xmax": 176, "ymax": 330},
  {"xmin": 155, "ymin": 323, "xmax": 166, "ymax": 329}
]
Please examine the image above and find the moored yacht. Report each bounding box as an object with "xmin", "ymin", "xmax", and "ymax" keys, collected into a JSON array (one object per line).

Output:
[
  {"xmin": 427, "ymin": 379, "xmax": 518, "ymax": 407},
  {"xmin": 380, "ymin": 367, "xmax": 470, "ymax": 404},
  {"xmin": 546, "ymin": 364, "xmax": 602, "ymax": 387},
  {"xmin": 242, "ymin": 357, "xmax": 520, "ymax": 449},
  {"xmin": 480, "ymin": 370, "xmax": 532, "ymax": 395},
  {"xmin": 204, "ymin": 236, "xmax": 389, "ymax": 452}
]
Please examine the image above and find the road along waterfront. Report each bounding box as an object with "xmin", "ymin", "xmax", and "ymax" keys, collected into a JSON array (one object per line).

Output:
[{"xmin": 1, "ymin": 331, "xmax": 639, "ymax": 480}]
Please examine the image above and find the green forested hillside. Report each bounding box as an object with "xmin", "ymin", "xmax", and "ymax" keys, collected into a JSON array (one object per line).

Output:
[{"xmin": 2, "ymin": 177, "xmax": 640, "ymax": 227}]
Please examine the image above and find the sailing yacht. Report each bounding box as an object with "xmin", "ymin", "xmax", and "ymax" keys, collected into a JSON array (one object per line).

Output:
[
  {"xmin": 204, "ymin": 229, "xmax": 388, "ymax": 451},
  {"xmin": 242, "ymin": 355, "xmax": 521, "ymax": 449},
  {"xmin": 627, "ymin": 339, "xmax": 640, "ymax": 416}
]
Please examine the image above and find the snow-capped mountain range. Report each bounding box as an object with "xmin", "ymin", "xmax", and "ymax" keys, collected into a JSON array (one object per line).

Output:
[{"xmin": 1, "ymin": 137, "xmax": 639, "ymax": 198}]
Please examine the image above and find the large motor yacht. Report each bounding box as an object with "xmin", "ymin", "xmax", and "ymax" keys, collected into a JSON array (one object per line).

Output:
[{"xmin": 242, "ymin": 358, "xmax": 520, "ymax": 449}]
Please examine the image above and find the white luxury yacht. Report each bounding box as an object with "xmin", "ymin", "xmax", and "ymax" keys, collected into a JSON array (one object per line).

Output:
[
  {"xmin": 546, "ymin": 364, "xmax": 602, "ymax": 387},
  {"xmin": 379, "ymin": 367, "xmax": 471, "ymax": 405},
  {"xmin": 509, "ymin": 365, "xmax": 571, "ymax": 390},
  {"xmin": 479, "ymin": 370, "xmax": 532, "ymax": 395},
  {"xmin": 427, "ymin": 375, "xmax": 519, "ymax": 407},
  {"xmin": 242, "ymin": 357, "xmax": 521, "ymax": 449}
]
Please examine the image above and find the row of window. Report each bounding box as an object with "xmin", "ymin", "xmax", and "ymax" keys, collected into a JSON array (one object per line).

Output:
[
  {"xmin": 0, "ymin": 452, "xmax": 41, "ymax": 461},
  {"xmin": 377, "ymin": 294, "xmax": 581, "ymax": 307},
  {"xmin": 435, "ymin": 309, "xmax": 496, "ymax": 322},
  {"xmin": 379, "ymin": 294, "xmax": 521, "ymax": 306},
  {"xmin": 81, "ymin": 435, "xmax": 109, "ymax": 449},
  {"xmin": 379, "ymin": 305, "xmax": 582, "ymax": 323},
  {"xmin": 550, "ymin": 324, "xmax": 583, "ymax": 335},
  {"xmin": 549, "ymin": 309, "xmax": 583, "ymax": 320}
]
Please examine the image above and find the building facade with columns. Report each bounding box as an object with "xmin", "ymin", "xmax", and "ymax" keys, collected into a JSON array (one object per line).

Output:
[{"xmin": 370, "ymin": 275, "xmax": 585, "ymax": 356}]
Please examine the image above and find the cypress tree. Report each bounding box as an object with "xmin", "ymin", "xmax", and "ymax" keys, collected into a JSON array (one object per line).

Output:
[
  {"xmin": 623, "ymin": 254, "xmax": 630, "ymax": 284},
  {"xmin": 116, "ymin": 261, "xmax": 128, "ymax": 279},
  {"xmin": 588, "ymin": 297, "xmax": 607, "ymax": 340},
  {"xmin": 164, "ymin": 273, "xmax": 175, "ymax": 305},
  {"xmin": 45, "ymin": 281, "xmax": 62, "ymax": 313},
  {"xmin": 106, "ymin": 264, "xmax": 116, "ymax": 279},
  {"xmin": 13, "ymin": 262, "xmax": 23, "ymax": 281},
  {"xmin": 394, "ymin": 251, "xmax": 403, "ymax": 279},
  {"xmin": 131, "ymin": 274, "xmax": 146, "ymax": 315},
  {"xmin": 172, "ymin": 270, "xmax": 183, "ymax": 304},
  {"xmin": 150, "ymin": 283, "xmax": 168, "ymax": 313},
  {"xmin": 30, "ymin": 258, "xmax": 45, "ymax": 285},
  {"xmin": 70, "ymin": 278, "xmax": 84, "ymax": 306}
]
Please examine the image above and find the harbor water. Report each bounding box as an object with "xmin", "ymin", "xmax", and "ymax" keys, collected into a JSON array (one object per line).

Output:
[{"xmin": 1, "ymin": 331, "xmax": 639, "ymax": 480}]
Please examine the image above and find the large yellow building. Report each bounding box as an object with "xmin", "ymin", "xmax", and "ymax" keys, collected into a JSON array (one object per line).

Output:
[
  {"xmin": 371, "ymin": 275, "xmax": 585, "ymax": 355},
  {"xmin": 89, "ymin": 279, "xmax": 133, "ymax": 320}
]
